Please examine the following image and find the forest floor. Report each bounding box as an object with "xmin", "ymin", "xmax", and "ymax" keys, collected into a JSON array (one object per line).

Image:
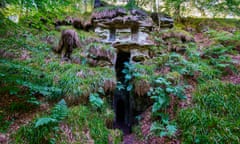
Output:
[{"xmin": 1, "ymin": 5, "xmax": 240, "ymax": 144}]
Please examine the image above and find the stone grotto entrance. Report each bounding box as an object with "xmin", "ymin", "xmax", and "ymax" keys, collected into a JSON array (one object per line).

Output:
[
  {"xmin": 115, "ymin": 51, "xmax": 130, "ymax": 81},
  {"xmin": 92, "ymin": 8, "xmax": 154, "ymax": 134},
  {"xmin": 114, "ymin": 50, "xmax": 132, "ymax": 134}
]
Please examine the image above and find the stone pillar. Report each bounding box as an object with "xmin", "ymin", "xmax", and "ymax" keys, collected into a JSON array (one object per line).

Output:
[
  {"xmin": 131, "ymin": 28, "xmax": 139, "ymax": 41},
  {"xmin": 109, "ymin": 28, "xmax": 116, "ymax": 42}
]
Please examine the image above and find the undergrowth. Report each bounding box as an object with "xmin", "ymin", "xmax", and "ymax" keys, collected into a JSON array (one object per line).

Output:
[
  {"xmin": 177, "ymin": 80, "xmax": 240, "ymax": 143},
  {"xmin": 1, "ymin": 1, "xmax": 240, "ymax": 143},
  {"xmin": 58, "ymin": 105, "xmax": 121, "ymax": 144},
  {"xmin": 14, "ymin": 99, "xmax": 68, "ymax": 144}
]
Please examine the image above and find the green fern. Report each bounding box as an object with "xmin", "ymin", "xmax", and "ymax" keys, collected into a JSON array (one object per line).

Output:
[
  {"xmin": 51, "ymin": 99, "xmax": 68, "ymax": 120},
  {"xmin": 89, "ymin": 93, "xmax": 104, "ymax": 108},
  {"xmin": 35, "ymin": 118, "xmax": 57, "ymax": 128},
  {"xmin": 14, "ymin": 99, "xmax": 68, "ymax": 144}
]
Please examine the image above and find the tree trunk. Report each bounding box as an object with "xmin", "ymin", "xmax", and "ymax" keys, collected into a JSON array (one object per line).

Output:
[
  {"xmin": 84, "ymin": 0, "xmax": 87, "ymax": 12},
  {"xmin": 174, "ymin": 4, "xmax": 181, "ymax": 22}
]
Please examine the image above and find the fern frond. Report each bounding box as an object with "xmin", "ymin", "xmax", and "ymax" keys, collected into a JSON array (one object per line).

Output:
[
  {"xmin": 51, "ymin": 99, "xmax": 68, "ymax": 120},
  {"xmin": 35, "ymin": 117, "xmax": 57, "ymax": 128}
]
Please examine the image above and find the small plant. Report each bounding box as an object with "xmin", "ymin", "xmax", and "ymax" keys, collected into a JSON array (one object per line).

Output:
[
  {"xmin": 148, "ymin": 77, "xmax": 185, "ymax": 113},
  {"xmin": 89, "ymin": 93, "xmax": 104, "ymax": 108},
  {"xmin": 150, "ymin": 114, "xmax": 177, "ymax": 137},
  {"xmin": 122, "ymin": 62, "xmax": 142, "ymax": 91},
  {"xmin": 89, "ymin": 87, "xmax": 106, "ymax": 109},
  {"xmin": 148, "ymin": 77, "xmax": 185, "ymax": 137},
  {"xmin": 116, "ymin": 81, "xmax": 125, "ymax": 91},
  {"xmin": 14, "ymin": 99, "xmax": 68, "ymax": 144},
  {"xmin": 165, "ymin": 53, "xmax": 200, "ymax": 76}
]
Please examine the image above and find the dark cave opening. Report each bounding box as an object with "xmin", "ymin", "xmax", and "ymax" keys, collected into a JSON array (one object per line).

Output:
[
  {"xmin": 114, "ymin": 50, "xmax": 131, "ymax": 134},
  {"xmin": 116, "ymin": 99, "xmax": 125, "ymax": 123},
  {"xmin": 115, "ymin": 51, "xmax": 130, "ymax": 82}
]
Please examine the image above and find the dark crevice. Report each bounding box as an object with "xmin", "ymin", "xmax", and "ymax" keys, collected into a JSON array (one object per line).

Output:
[
  {"xmin": 116, "ymin": 99, "xmax": 125, "ymax": 123},
  {"xmin": 109, "ymin": 28, "xmax": 116, "ymax": 42},
  {"xmin": 115, "ymin": 51, "xmax": 130, "ymax": 82},
  {"xmin": 114, "ymin": 50, "xmax": 131, "ymax": 135}
]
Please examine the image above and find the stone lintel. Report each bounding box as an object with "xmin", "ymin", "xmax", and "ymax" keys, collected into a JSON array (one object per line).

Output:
[{"xmin": 112, "ymin": 41, "xmax": 153, "ymax": 52}]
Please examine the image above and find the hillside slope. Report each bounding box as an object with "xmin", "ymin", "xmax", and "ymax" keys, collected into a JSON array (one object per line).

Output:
[{"xmin": 1, "ymin": 3, "xmax": 240, "ymax": 144}]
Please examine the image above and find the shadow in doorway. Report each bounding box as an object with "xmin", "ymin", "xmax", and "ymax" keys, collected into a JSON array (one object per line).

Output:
[{"xmin": 114, "ymin": 50, "xmax": 132, "ymax": 134}]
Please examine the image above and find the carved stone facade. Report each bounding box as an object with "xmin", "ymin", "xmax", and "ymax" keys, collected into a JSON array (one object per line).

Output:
[
  {"xmin": 92, "ymin": 8, "xmax": 154, "ymax": 133},
  {"xmin": 93, "ymin": 8, "xmax": 154, "ymax": 63}
]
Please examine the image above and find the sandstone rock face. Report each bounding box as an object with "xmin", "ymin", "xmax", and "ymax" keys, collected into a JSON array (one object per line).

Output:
[
  {"xmin": 130, "ymin": 49, "xmax": 149, "ymax": 63},
  {"xmin": 92, "ymin": 8, "xmax": 154, "ymax": 63},
  {"xmin": 86, "ymin": 44, "xmax": 116, "ymax": 67},
  {"xmin": 95, "ymin": 27, "xmax": 109, "ymax": 40},
  {"xmin": 116, "ymin": 29, "xmax": 131, "ymax": 41}
]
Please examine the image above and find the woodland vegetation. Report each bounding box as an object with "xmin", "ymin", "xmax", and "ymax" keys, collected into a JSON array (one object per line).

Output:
[{"xmin": 0, "ymin": 0, "xmax": 240, "ymax": 144}]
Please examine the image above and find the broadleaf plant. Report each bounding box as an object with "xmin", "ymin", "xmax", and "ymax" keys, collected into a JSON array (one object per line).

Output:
[{"xmin": 148, "ymin": 77, "xmax": 186, "ymax": 137}]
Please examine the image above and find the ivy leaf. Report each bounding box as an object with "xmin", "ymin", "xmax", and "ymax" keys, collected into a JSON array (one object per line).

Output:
[
  {"xmin": 89, "ymin": 93, "xmax": 103, "ymax": 108},
  {"xmin": 158, "ymin": 97, "xmax": 166, "ymax": 105},
  {"xmin": 155, "ymin": 78, "xmax": 164, "ymax": 84},
  {"xmin": 117, "ymin": 84, "xmax": 125, "ymax": 91},
  {"xmin": 166, "ymin": 87, "xmax": 174, "ymax": 93},
  {"xmin": 152, "ymin": 103, "xmax": 161, "ymax": 113},
  {"xmin": 155, "ymin": 77, "xmax": 171, "ymax": 85},
  {"xmin": 122, "ymin": 69, "xmax": 129, "ymax": 74},
  {"xmin": 125, "ymin": 74, "xmax": 132, "ymax": 81},
  {"xmin": 160, "ymin": 131, "xmax": 167, "ymax": 137},
  {"xmin": 133, "ymin": 72, "xmax": 141, "ymax": 77},
  {"xmin": 123, "ymin": 62, "xmax": 131, "ymax": 68},
  {"xmin": 166, "ymin": 125, "xmax": 177, "ymax": 136},
  {"xmin": 98, "ymin": 87, "xmax": 105, "ymax": 95},
  {"xmin": 127, "ymin": 84, "xmax": 133, "ymax": 91}
]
